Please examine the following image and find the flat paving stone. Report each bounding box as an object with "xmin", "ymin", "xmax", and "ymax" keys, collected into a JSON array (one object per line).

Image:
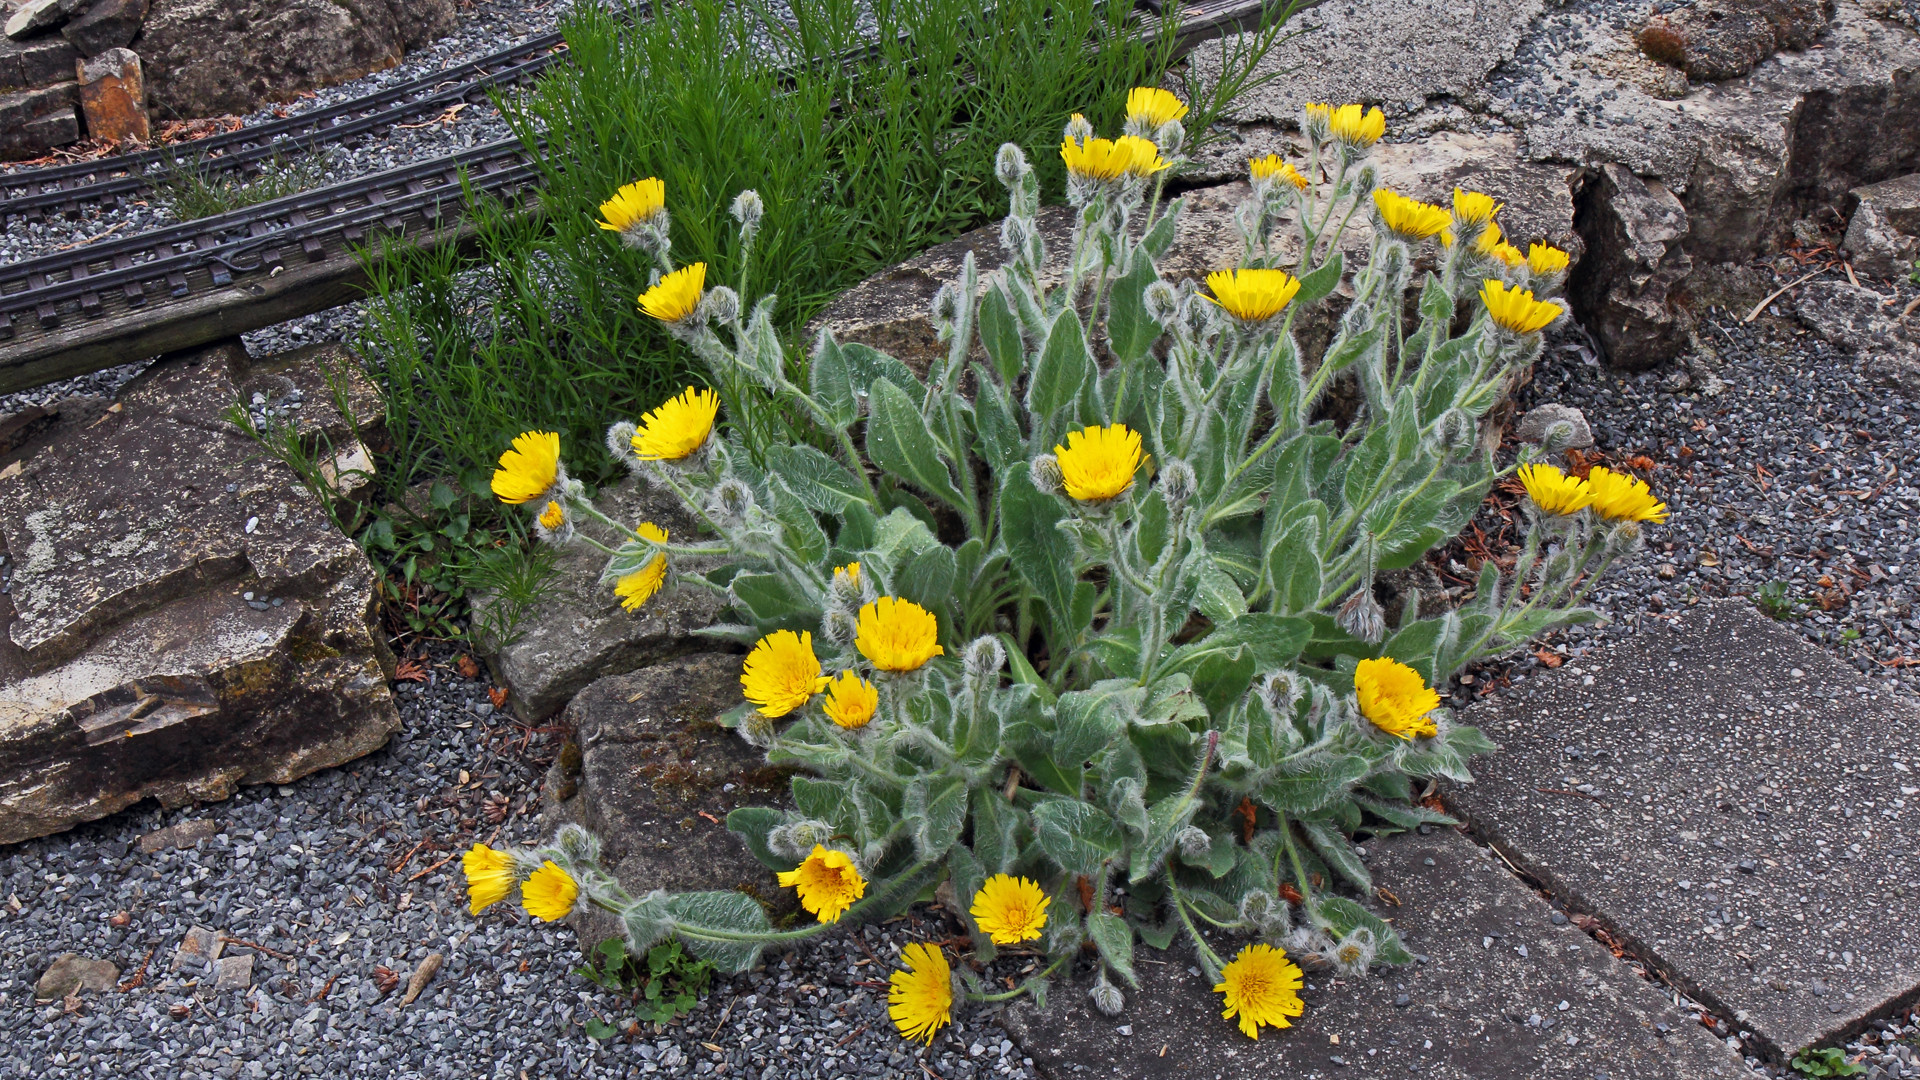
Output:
[
  {"xmin": 1000, "ymin": 827, "xmax": 1755, "ymax": 1079},
  {"xmin": 1447, "ymin": 600, "xmax": 1920, "ymax": 1057}
]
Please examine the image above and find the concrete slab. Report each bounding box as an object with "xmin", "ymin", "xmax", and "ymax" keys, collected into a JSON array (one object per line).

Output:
[
  {"xmin": 1447, "ymin": 600, "xmax": 1920, "ymax": 1057},
  {"xmin": 999, "ymin": 828, "xmax": 1757, "ymax": 1079}
]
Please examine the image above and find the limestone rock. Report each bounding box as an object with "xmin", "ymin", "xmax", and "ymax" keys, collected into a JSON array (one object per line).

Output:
[
  {"xmin": 0, "ymin": 33, "xmax": 78, "ymax": 89},
  {"xmin": 1842, "ymin": 173, "xmax": 1920, "ymax": 279},
  {"xmin": 0, "ymin": 79, "xmax": 77, "ymax": 155},
  {"xmin": 1569, "ymin": 164, "xmax": 1694, "ymax": 369},
  {"xmin": 0, "ymin": 340, "xmax": 399, "ymax": 846},
  {"xmin": 4, "ymin": 0, "xmax": 66, "ymax": 40},
  {"xmin": 137, "ymin": 0, "xmax": 456, "ymax": 119},
  {"xmin": 34, "ymin": 954, "xmax": 118, "ymax": 1000},
  {"xmin": 1792, "ymin": 279, "xmax": 1920, "ymax": 394},
  {"xmin": 542, "ymin": 654, "xmax": 794, "ymax": 944},
  {"xmin": 61, "ymin": 0, "xmax": 145, "ymax": 56},
  {"xmin": 1637, "ymin": 0, "xmax": 1834, "ymax": 82},
  {"xmin": 77, "ymin": 46, "xmax": 146, "ymax": 144},
  {"xmin": 474, "ymin": 477, "xmax": 721, "ymax": 721}
]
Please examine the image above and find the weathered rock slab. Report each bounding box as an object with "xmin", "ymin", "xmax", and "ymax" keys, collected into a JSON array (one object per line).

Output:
[
  {"xmin": 0, "ymin": 341, "xmax": 399, "ymax": 846},
  {"xmin": 0, "ymin": 32, "xmax": 78, "ymax": 89},
  {"xmin": 1001, "ymin": 828, "xmax": 1757, "ymax": 1079},
  {"xmin": 61, "ymin": 0, "xmax": 145, "ymax": 56},
  {"xmin": 1447, "ymin": 600, "xmax": 1920, "ymax": 1056},
  {"xmin": 34, "ymin": 953, "xmax": 117, "ymax": 999},
  {"xmin": 475, "ymin": 477, "xmax": 721, "ymax": 722},
  {"xmin": 542, "ymin": 654, "xmax": 793, "ymax": 943},
  {"xmin": 77, "ymin": 45, "xmax": 146, "ymax": 144},
  {"xmin": 1793, "ymin": 279, "xmax": 1920, "ymax": 395},
  {"xmin": 1843, "ymin": 173, "xmax": 1920, "ymax": 279},
  {"xmin": 138, "ymin": 0, "xmax": 455, "ymax": 119}
]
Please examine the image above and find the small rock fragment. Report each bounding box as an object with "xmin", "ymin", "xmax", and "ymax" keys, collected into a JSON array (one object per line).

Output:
[
  {"xmin": 213, "ymin": 954, "xmax": 253, "ymax": 990},
  {"xmin": 35, "ymin": 954, "xmax": 119, "ymax": 1001},
  {"xmin": 75, "ymin": 46, "xmax": 146, "ymax": 145},
  {"xmin": 171, "ymin": 925, "xmax": 221, "ymax": 972},
  {"xmin": 137, "ymin": 817, "xmax": 219, "ymax": 854}
]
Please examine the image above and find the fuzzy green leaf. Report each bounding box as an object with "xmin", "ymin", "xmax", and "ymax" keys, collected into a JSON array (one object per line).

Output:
[
  {"xmin": 979, "ymin": 284, "xmax": 1027, "ymax": 386},
  {"xmin": 726, "ymin": 807, "xmax": 789, "ymax": 871},
  {"xmin": 667, "ymin": 891, "xmax": 772, "ymax": 972},
  {"xmin": 840, "ymin": 342, "xmax": 924, "ymax": 407},
  {"xmin": 999, "ymin": 465, "xmax": 1079, "ymax": 638},
  {"xmin": 907, "ymin": 775, "xmax": 969, "ymax": 859},
  {"xmin": 1026, "ymin": 311, "xmax": 1092, "ymax": 449},
  {"xmin": 1255, "ymin": 753, "xmax": 1370, "ymax": 813},
  {"xmin": 1086, "ymin": 912, "xmax": 1138, "ymax": 988},
  {"xmin": 764, "ymin": 444, "xmax": 865, "ymax": 514},
  {"xmin": 809, "ymin": 332, "xmax": 861, "ymax": 427},
  {"xmin": 1300, "ymin": 818, "xmax": 1371, "ymax": 891},
  {"xmin": 1294, "ymin": 252, "xmax": 1344, "ymax": 306},
  {"xmin": 1106, "ymin": 253, "xmax": 1163, "ymax": 366},
  {"xmin": 1315, "ymin": 896, "xmax": 1413, "ymax": 965},
  {"xmin": 1031, "ymin": 798, "xmax": 1124, "ymax": 875},
  {"xmin": 866, "ymin": 378, "xmax": 966, "ymax": 510}
]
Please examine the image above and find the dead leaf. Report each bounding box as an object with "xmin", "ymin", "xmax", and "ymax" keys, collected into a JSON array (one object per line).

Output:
[
  {"xmin": 372, "ymin": 966, "xmax": 399, "ymax": 995},
  {"xmin": 1534, "ymin": 649, "xmax": 1563, "ymax": 668},
  {"xmin": 398, "ymin": 953, "xmax": 443, "ymax": 1007},
  {"xmin": 487, "ymin": 687, "xmax": 509, "ymax": 709},
  {"xmin": 394, "ymin": 658, "xmax": 428, "ymax": 683},
  {"xmin": 456, "ymin": 655, "xmax": 481, "ymax": 680}
]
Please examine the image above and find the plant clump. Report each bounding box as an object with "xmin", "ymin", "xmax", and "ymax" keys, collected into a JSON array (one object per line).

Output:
[{"xmin": 464, "ymin": 92, "xmax": 1662, "ymax": 1044}]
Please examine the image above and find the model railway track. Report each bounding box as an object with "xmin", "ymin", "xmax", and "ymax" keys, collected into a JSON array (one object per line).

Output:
[{"xmin": 0, "ymin": 0, "xmax": 1281, "ymax": 395}]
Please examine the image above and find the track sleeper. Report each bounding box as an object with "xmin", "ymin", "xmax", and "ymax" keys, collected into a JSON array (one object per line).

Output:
[{"xmin": 112, "ymin": 254, "xmax": 145, "ymax": 307}]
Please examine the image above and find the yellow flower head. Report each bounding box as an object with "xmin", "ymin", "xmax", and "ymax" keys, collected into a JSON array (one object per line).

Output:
[
  {"xmin": 462, "ymin": 843, "xmax": 515, "ymax": 915},
  {"xmin": 1354, "ymin": 656, "xmax": 1440, "ymax": 740},
  {"xmin": 1054, "ymin": 423, "xmax": 1144, "ymax": 502},
  {"xmin": 638, "ymin": 262, "xmax": 706, "ymax": 323},
  {"xmin": 1469, "ymin": 221, "xmax": 1506, "ymax": 258},
  {"xmin": 1061, "ymin": 137, "xmax": 1134, "ymax": 181},
  {"xmin": 1327, "ymin": 104, "xmax": 1385, "ymax": 147},
  {"xmin": 520, "ymin": 860, "xmax": 579, "ymax": 922},
  {"xmin": 615, "ymin": 521, "xmax": 669, "ymax": 612},
  {"xmin": 1586, "ymin": 466, "xmax": 1669, "ymax": 523},
  {"xmin": 888, "ymin": 943, "xmax": 953, "ymax": 1045},
  {"xmin": 631, "ymin": 386, "xmax": 719, "ymax": 461},
  {"xmin": 1249, "ymin": 155, "xmax": 1311, "ymax": 190},
  {"xmin": 1116, "ymin": 134, "xmax": 1172, "ymax": 177},
  {"xmin": 1204, "ymin": 268, "xmax": 1303, "ymax": 325},
  {"xmin": 856, "ymin": 597, "xmax": 945, "ymax": 673},
  {"xmin": 1127, "ymin": 87, "xmax": 1189, "ymax": 128},
  {"xmin": 491, "ymin": 430, "xmax": 562, "ymax": 505},
  {"xmin": 538, "ymin": 500, "xmax": 566, "ymax": 530},
  {"xmin": 1491, "ymin": 242, "xmax": 1528, "ymax": 268},
  {"xmin": 1527, "ymin": 242, "xmax": 1571, "ymax": 277},
  {"xmin": 1214, "ymin": 943, "xmax": 1305, "ymax": 1040},
  {"xmin": 777, "ymin": 845, "xmax": 867, "ymax": 924},
  {"xmin": 1372, "ymin": 190, "xmax": 1451, "ymax": 241},
  {"xmin": 834, "ymin": 562, "xmax": 860, "ymax": 585},
  {"xmin": 1479, "ymin": 280, "xmax": 1563, "ymax": 335},
  {"xmin": 742, "ymin": 630, "xmax": 829, "ymax": 718},
  {"xmin": 970, "ymin": 874, "xmax": 1050, "ymax": 945},
  {"xmin": 1451, "ymin": 188, "xmax": 1502, "ymax": 228},
  {"xmin": 821, "ymin": 670, "xmax": 879, "ymax": 729},
  {"xmin": 597, "ymin": 177, "xmax": 666, "ymax": 234},
  {"xmin": 1516, "ymin": 463, "xmax": 1593, "ymax": 516}
]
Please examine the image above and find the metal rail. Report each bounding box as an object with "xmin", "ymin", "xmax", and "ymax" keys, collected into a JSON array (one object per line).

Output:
[{"xmin": 0, "ymin": 0, "xmax": 1280, "ymax": 395}]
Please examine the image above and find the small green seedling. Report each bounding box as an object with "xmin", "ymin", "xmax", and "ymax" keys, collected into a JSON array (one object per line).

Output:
[
  {"xmin": 1791, "ymin": 1047, "xmax": 1866, "ymax": 1077},
  {"xmin": 575, "ymin": 936, "xmax": 715, "ymax": 1034},
  {"xmin": 1754, "ymin": 581, "xmax": 1801, "ymax": 620}
]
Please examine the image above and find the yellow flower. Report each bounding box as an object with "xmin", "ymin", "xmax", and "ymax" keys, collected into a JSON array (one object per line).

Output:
[
  {"xmin": 1452, "ymin": 188, "xmax": 1502, "ymax": 228},
  {"xmin": 1118, "ymin": 134, "xmax": 1172, "ymax": 177},
  {"xmin": 538, "ymin": 500, "xmax": 566, "ymax": 530},
  {"xmin": 1249, "ymin": 155, "xmax": 1310, "ymax": 190},
  {"xmin": 1491, "ymin": 242, "xmax": 1528, "ymax": 268},
  {"xmin": 1372, "ymin": 190, "xmax": 1451, "ymax": 240},
  {"xmin": 520, "ymin": 860, "xmax": 579, "ymax": 922},
  {"xmin": 1479, "ymin": 280, "xmax": 1563, "ymax": 334},
  {"xmin": 1126, "ymin": 87, "xmax": 1188, "ymax": 128},
  {"xmin": 777, "ymin": 845, "xmax": 867, "ymax": 924},
  {"xmin": 1214, "ymin": 943, "xmax": 1305, "ymax": 1039},
  {"xmin": 1054, "ymin": 423, "xmax": 1144, "ymax": 502},
  {"xmin": 638, "ymin": 262, "xmax": 706, "ymax": 323},
  {"xmin": 970, "ymin": 875, "xmax": 1049, "ymax": 945},
  {"xmin": 1469, "ymin": 222, "xmax": 1506, "ymax": 258},
  {"xmin": 741, "ymin": 630, "xmax": 829, "ymax": 718},
  {"xmin": 1354, "ymin": 656, "xmax": 1441, "ymax": 739},
  {"xmin": 1527, "ymin": 242, "xmax": 1571, "ymax": 276},
  {"xmin": 1326, "ymin": 104, "xmax": 1385, "ymax": 146},
  {"xmin": 1204, "ymin": 268, "xmax": 1302, "ymax": 325},
  {"xmin": 630, "ymin": 386, "xmax": 719, "ymax": 461},
  {"xmin": 834, "ymin": 562, "xmax": 860, "ymax": 585},
  {"xmin": 1516, "ymin": 463, "xmax": 1593, "ymax": 516},
  {"xmin": 821, "ymin": 670, "xmax": 879, "ymax": 729},
  {"xmin": 1061, "ymin": 137, "xmax": 1134, "ymax": 181},
  {"xmin": 492, "ymin": 431, "xmax": 562, "ymax": 505},
  {"xmin": 888, "ymin": 943, "xmax": 953, "ymax": 1045},
  {"xmin": 615, "ymin": 521, "xmax": 669, "ymax": 612},
  {"xmin": 856, "ymin": 597, "xmax": 945, "ymax": 673},
  {"xmin": 462, "ymin": 844, "xmax": 515, "ymax": 915},
  {"xmin": 1586, "ymin": 466, "xmax": 1669, "ymax": 523},
  {"xmin": 597, "ymin": 177, "xmax": 665, "ymax": 234}
]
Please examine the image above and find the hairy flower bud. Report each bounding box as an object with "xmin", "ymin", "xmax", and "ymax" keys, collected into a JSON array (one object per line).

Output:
[
  {"xmin": 1337, "ymin": 588, "xmax": 1387, "ymax": 644},
  {"xmin": 930, "ymin": 282, "xmax": 962, "ymax": 334},
  {"xmin": 996, "ymin": 142, "xmax": 1030, "ymax": 189},
  {"xmin": 822, "ymin": 608, "xmax": 858, "ymax": 648},
  {"xmin": 1001, "ymin": 215, "xmax": 1032, "ymax": 261},
  {"xmin": 709, "ymin": 478, "xmax": 756, "ymax": 524},
  {"xmin": 1352, "ymin": 162, "xmax": 1379, "ymax": 199},
  {"xmin": 1538, "ymin": 419, "xmax": 1580, "ymax": 454},
  {"xmin": 964, "ymin": 636, "xmax": 1006, "ymax": 681},
  {"xmin": 1157, "ymin": 458, "xmax": 1196, "ymax": 509},
  {"xmin": 1239, "ymin": 889, "xmax": 1295, "ymax": 937},
  {"xmin": 1258, "ymin": 671, "xmax": 1304, "ymax": 716},
  {"xmin": 554, "ymin": 823, "xmax": 600, "ymax": 867},
  {"xmin": 702, "ymin": 285, "xmax": 742, "ymax": 326},
  {"xmin": 1031, "ymin": 454, "xmax": 1064, "ymax": 496},
  {"xmin": 1064, "ymin": 113, "xmax": 1094, "ymax": 142},
  {"xmin": 1332, "ymin": 927, "xmax": 1378, "ymax": 978},
  {"xmin": 1602, "ymin": 519, "xmax": 1646, "ymax": 558},
  {"xmin": 1438, "ymin": 408, "xmax": 1477, "ymax": 454},
  {"xmin": 1089, "ymin": 972, "xmax": 1126, "ymax": 1017},
  {"xmin": 730, "ymin": 189, "xmax": 764, "ymax": 233},
  {"xmin": 1176, "ymin": 826, "xmax": 1211, "ymax": 859},
  {"xmin": 604, "ymin": 420, "xmax": 641, "ymax": 472},
  {"xmin": 740, "ymin": 710, "xmax": 776, "ymax": 748},
  {"xmin": 1142, "ymin": 280, "xmax": 1180, "ymax": 325},
  {"xmin": 1155, "ymin": 119, "xmax": 1186, "ymax": 155}
]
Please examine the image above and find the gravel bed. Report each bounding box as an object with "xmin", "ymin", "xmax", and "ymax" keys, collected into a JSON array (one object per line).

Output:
[
  {"xmin": 0, "ymin": 642, "xmax": 1034, "ymax": 1080},
  {"xmin": 0, "ymin": 0, "xmax": 581, "ymax": 266}
]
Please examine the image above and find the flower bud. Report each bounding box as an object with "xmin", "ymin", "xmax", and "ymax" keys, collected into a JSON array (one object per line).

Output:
[
  {"xmin": 740, "ymin": 711, "xmax": 776, "ymax": 748},
  {"xmin": 709, "ymin": 478, "xmax": 756, "ymax": 524},
  {"xmin": 1143, "ymin": 280, "xmax": 1180, "ymax": 325},
  {"xmin": 1176, "ymin": 825, "xmax": 1211, "ymax": 859},
  {"xmin": 605, "ymin": 420, "xmax": 640, "ymax": 469},
  {"xmin": 1089, "ymin": 972, "xmax": 1126, "ymax": 1017},
  {"xmin": 1258, "ymin": 671, "xmax": 1304, "ymax": 716},
  {"xmin": 702, "ymin": 285, "xmax": 741, "ymax": 326},
  {"xmin": 730, "ymin": 189, "xmax": 764, "ymax": 233},
  {"xmin": 554, "ymin": 823, "xmax": 600, "ymax": 867},
  {"xmin": 931, "ymin": 282, "xmax": 962, "ymax": 334},
  {"xmin": 996, "ymin": 142, "xmax": 1030, "ymax": 189},
  {"xmin": 1438, "ymin": 409, "xmax": 1477, "ymax": 455},
  {"xmin": 1538, "ymin": 419, "xmax": 1579, "ymax": 454},
  {"xmin": 1157, "ymin": 458, "xmax": 1196, "ymax": 510},
  {"xmin": 1602, "ymin": 519, "xmax": 1645, "ymax": 558},
  {"xmin": 1336, "ymin": 588, "xmax": 1387, "ymax": 644},
  {"xmin": 1064, "ymin": 113, "xmax": 1094, "ymax": 142},
  {"xmin": 1331, "ymin": 927, "xmax": 1378, "ymax": 978},
  {"xmin": 1239, "ymin": 889, "xmax": 1294, "ymax": 937},
  {"xmin": 822, "ymin": 608, "xmax": 858, "ymax": 647},
  {"xmin": 1352, "ymin": 162, "xmax": 1379, "ymax": 199},
  {"xmin": 1001, "ymin": 215, "xmax": 1032, "ymax": 261},
  {"xmin": 964, "ymin": 636, "xmax": 1006, "ymax": 681},
  {"xmin": 1154, "ymin": 119, "xmax": 1186, "ymax": 155},
  {"xmin": 1031, "ymin": 454, "xmax": 1064, "ymax": 496}
]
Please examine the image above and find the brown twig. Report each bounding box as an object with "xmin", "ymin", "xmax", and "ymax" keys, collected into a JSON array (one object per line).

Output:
[
  {"xmin": 407, "ymin": 853, "xmax": 460, "ymax": 882},
  {"xmin": 1537, "ymin": 787, "xmax": 1609, "ymax": 805},
  {"xmin": 1742, "ymin": 269, "xmax": 1825, "ymax": 323},
  {"xmin": 836, "ymin": 1023, "xmax": 870, "ymax": 1047},
  {"xmin": 390, "ymin": 837, "xmax": 431, "ymax": 874},
  {"xmin": 310, "ymin": 975, "xmax": 338, "ymax": 1002},
  {"xmin": 219, "ymin": 936, "xmax": 296, "ymax": 961},
  {"xmin": 116, "ymin": 946, "xmax": 156, "ymax": 992}
]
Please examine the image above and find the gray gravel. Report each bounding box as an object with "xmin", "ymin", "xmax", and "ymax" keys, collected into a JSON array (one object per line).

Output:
[{"xmin": 0, "ymin": 642, "xmax": 1035, "ymax": 1080}]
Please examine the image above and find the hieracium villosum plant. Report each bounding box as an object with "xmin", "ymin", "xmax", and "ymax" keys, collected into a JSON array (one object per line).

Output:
[{"xmin": 467, "ymin": 90, "xmax": 1667, "ymax": 1043}]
